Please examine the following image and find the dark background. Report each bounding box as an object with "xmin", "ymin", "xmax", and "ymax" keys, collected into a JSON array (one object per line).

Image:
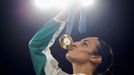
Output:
[{"xmin": 0, "ymin": 0, "xmax": 133, "ymax": 75}]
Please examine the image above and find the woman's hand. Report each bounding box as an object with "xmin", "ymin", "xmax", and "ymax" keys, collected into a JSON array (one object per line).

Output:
[{"xmin": 55, "ymin": 0, "xmax": 81, "ymax": 22}]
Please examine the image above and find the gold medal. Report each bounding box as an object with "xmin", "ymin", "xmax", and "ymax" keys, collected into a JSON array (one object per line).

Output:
[{"xmin": 59, "ymin": 34, "xmax": 73, "ymax": 49}]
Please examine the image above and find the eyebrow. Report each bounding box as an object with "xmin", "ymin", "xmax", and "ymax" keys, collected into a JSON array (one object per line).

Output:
[{"xmin": 81, "ymin": 39, "xmax": 91, "ymax": 44}]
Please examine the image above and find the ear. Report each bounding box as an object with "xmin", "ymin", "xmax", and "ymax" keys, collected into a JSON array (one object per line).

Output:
[{"xmin": 89, "ymin": 55, "xmax": 102, "ymax": 64}]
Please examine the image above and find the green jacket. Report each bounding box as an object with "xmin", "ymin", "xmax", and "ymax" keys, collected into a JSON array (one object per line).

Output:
[{"xmin": 28, "ymin": 19, "xmax": 65, "ymax": 75}]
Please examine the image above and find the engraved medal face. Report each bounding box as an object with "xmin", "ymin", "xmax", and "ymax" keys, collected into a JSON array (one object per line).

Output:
[{"xmin": 59, "ymin": 34, "xmax": 73, "ymax": 49}]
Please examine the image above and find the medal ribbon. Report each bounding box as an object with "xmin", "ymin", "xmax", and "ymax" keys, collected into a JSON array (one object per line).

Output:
[
  {"xmin": 65, "ymin": 6, "xmax": 87, "ymax": 35},
  {"xmin": 65, "ymin": 6, "xmax": 75, "ymax": 35},
  {"xmin": 78, "ymin": 8, "xmax": 87, "ymax": 34}
]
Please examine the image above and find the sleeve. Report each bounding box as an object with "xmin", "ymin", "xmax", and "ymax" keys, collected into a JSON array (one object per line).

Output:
[{"xmin": 28, "ymin": 19, "xmax": 66, "ymax": 75}]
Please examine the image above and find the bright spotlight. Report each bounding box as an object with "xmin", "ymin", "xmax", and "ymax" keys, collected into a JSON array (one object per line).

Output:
[
  {"xmin": 79, "ymin": 0, "xmax": 95, "ymax": 7},
  {"xmin": 33, "ymin": 0, "xmax": 95, "ymax": 10},
  {"xmin": 34, "ymin": 0, "xmax": 69, "ymax": 9},
  {"xmin": 53, "ymin": 0, "xmax": 69, "ymax": 9},
  {"xmin": 34, "ymin": 0, "xmax": 52, "ymax": 9}
]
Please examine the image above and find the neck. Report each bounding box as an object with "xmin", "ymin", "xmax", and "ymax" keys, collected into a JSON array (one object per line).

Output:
[{"xmin": 72, "ymin": 62, "xmax": 94, "ymax": 75}]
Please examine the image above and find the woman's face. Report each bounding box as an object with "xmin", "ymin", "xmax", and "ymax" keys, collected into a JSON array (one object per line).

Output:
[{"xmin": 66, "ymin": 37, "xmax": 100, "ymax": 64}]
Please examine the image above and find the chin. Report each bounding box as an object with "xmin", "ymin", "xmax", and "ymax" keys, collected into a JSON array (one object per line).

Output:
[
  {"xmin": 66, "ymin": 52, "xmax": 78, "ymax": 63},
  {"xmin": 66, "ymin": 53, "xmax": 73, "ymax": 62},
  {"xmin": 66, "ymin": 52, "xmax": 70, "ymax": 59},
  {"xmin": 66, "ymin": 53, "xmax": 88, "ymax": 64}
]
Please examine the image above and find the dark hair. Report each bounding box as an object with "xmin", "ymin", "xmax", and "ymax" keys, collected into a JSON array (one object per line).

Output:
[{"xmin": 92, "ymin": 39, "xmax": 114, "ymax": 74}]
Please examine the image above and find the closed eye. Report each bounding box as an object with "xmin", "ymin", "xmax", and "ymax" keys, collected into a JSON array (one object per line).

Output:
[{"xmin": 81, "ymin": 40, "xmax": 88, "ymax": 46}]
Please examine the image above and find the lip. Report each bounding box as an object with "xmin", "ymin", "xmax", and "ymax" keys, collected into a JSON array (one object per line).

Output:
[{"xmin": 67, "ymin": 48, "xmax": 72, "ymax": 52}]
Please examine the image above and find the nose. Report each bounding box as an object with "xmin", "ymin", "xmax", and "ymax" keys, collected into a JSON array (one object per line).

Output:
[
  {"xmin": 71, "ymin": 41, "xmax": 81, "ymax": 48},
  {"xmin": 67, "ymin": 42, "xmax": 77, "ymax": 50},
  {"xmin": 67, "ymin": 41, "xmax": 82, "ymax": 50}
]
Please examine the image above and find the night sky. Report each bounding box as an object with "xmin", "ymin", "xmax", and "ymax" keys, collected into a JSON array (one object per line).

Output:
[{"xmin": 0, "ymin": 0, "xmax": 133, "ymax": 75}]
